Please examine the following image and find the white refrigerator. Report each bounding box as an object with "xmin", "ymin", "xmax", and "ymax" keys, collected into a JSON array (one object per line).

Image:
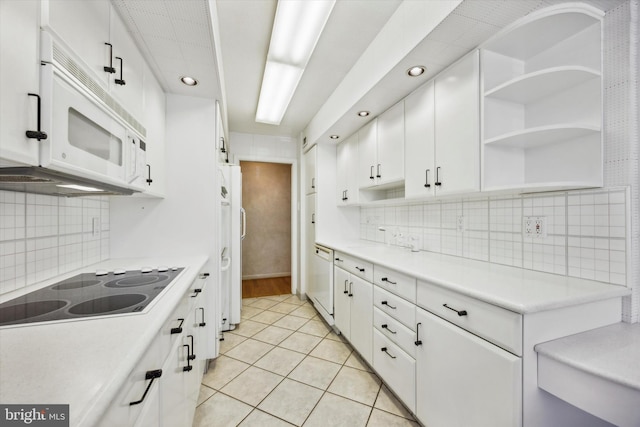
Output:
[{"xmin": 218, "ymin": 164, "xmax": 244, "ymax": 331}]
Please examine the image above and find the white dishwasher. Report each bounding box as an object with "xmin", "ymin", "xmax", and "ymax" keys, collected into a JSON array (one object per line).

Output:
[{"xmin": 309, "ymin": 244, "xmax": 334, "ymax": 325}]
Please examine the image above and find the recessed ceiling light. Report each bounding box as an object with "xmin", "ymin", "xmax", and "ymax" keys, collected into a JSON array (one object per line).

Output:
[
  {"xmin": 406, "ymin": 66, "xmax": 426, "ymax": 77},
  {"xmin": 180, "ymin": 76, "xmax": 198, "ymax": 86},
  {"xmin": 357, "ymin": 111, "xmax": 370, "ymax": 117},
  {"xmin": 330, "ymin": 135, "xmax": 340, "ymax": 140}
]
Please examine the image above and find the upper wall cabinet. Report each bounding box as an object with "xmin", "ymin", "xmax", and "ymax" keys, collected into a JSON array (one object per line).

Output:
[
  {"xmin": 305, "ymin": 145, "xmax": 317, "ymax": 196},
  {"xmin": 0, "ymin": 0, "xmax": 41, "ymax": 166},
  {"xmin": 405, "ymin": 81, "xmax": 435, "ymax": 199},
  {"xmin": 481, "ymin": 4, "xmax": 603, "ymax": 192},
  {"xmin": 336, "ymin": 133, "xmax": 359, "ymax": 205}
]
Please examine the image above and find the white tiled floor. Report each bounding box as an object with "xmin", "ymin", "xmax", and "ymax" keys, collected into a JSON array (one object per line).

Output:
[{"xmin": 193, "ymin": 294, "xmax": 418, "ymax": 427}]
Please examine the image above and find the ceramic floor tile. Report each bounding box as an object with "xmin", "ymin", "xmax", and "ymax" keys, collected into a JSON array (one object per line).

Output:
[
  {"xmin": 241, "ymin": 306, "xmax": 264, "ymax": 320},
  {"xmin": 193, "ymin": 392, "xmax": 253, "ymax": 427},
  {"xmin": 272, "ymin": 315, "xmax": 309, "ymax": 331},
  {"xmin": 220, "ymin": 366, "xmax": 284, "ymax": 406},
  {"xmin": 282, "ymin": 295, "xmax": 305, "ymax": 306},
  {"xmin": 324, "ymin": 330, "xmax": 349, "ymax": 343},
  {"xmin": 231, "ymin": 319, "xmax": 268, "ymax": 338},
  {"xmin": 270, "ymin": 302, "xmax": 301, "ymax": 314},
  {"xmin": 344, "ymin": 351, "xmax": 373, "ymax": 372},
  {"xmin": 238, "ymin": 409, "xmax": 295, "ymax": 427},
  {"xmin": 225, "ymin": 338, "xmax": 275, "ymax": 364},
  {"xmin": 202, "ymin": 355, "xmax": 250, "ymax": 390},
  {"xmin": 251, "ymin": 310, "xmax": 286, "ymax": 325},
  {"xmin": 309, "ymin": 338, "xmax": 353, "ymax": 364},
  {"xmin": 374, "ymin": 385, "xmax": 414, "ymax": 420},
  {"xmin": 289, "ymin": 305, "xmax": 318, "ymax": 319},
  {"xmin": 287, "ymin": 356, "xmax": 341, "ymax": 390},
  {"xmin": 263, "ymin": 294, "xmax": 292, "ymax": 302},
  {"xmin": 366, "ymin": 408, "xmax": 419, "ymax": 427},
  {"xmin": 242, "ymin": 298, "xmax": 258, "ymax": 306},
  {"xmin": 303, "ymin": 392, "xmax": 371, "ymax": 427},
  {"xmin": 197, "ymin": 385, "xmax": 216, "ymax": 406},
  {"xmin": 255, "ymin": 347, "xmax": 306, "ymax": 376},
  {"xmin": 251, "ymin": 325, "xmax": 294, "ymax": 345},
  {"xmin": 219, "ymin": 332, "xmax": 248, "ymax": 354},
  {"xmin": 258, "ymin": 378, "xmax": 323, "ymax": 426},
  {"xmin": 328, "ymin": 366, "xmax": 381, "ymax": 406},
  {"xmin": 249, "ymin": 298, "xmax": 281, "ymax": 310},
  {"xmin": 278, "ymin": 332, "xmax": 323, "ymax": 354},
  {"xmin": 297, "ymin": 319, "xmax": 331, "ymax": 338}
]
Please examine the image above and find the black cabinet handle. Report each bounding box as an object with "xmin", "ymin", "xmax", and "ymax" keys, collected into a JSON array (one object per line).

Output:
[
  {"xmin": 381, "ymin": 277, "xmax": 397, "ymax": 285},
  {"xmin": 198, "ymin": 307, "xmax": 206, "ymax": 327},
  {"xmin": 311, "ymin": 213, "xmax": 315, "ymax": 224},
  {"xmin": 381, "ymin": 347, "xmax": 396, "ymax": 359},
  {"xmin": 443, "ymin": 303, "xmax": 467, "ymax": 317},
  {"xmin": 25, "ymin": 93, "xmax": 47, "ymax": 141},
  {"xmin": 348, "ymin": 281, "xmax": 353, "ymax": 297},
  {"xmin": 376, "ymin": 164, "xmax": 381, "ymax": 179},
  {"xmin": 220, "ymin": 137, "xmax": 226, "ymax": 153},
  {"xmin": 343, "ymin": 279, "xmax": 348, "ymax": 294},
  {"xmin": 129, "ymin": 369, "xmax": 162, "ymax": 405},
  {"xmin": 200, "ymin": 272, "xmax": 210, "ymax": 278},
  {"xmin": 104, "ymin": 43, "xmax": 116, "ymax": 73},
  {"xmin": 182, "ymin": 345, "xmax": 193, "ymax": 372},
  {"xmin": 311, "ymin": 177, "xmax": 315, "ymax": 189},
  {"xmin": 381, "ymin": 324, "xmax": 397, "ymax": 334},
  {"xmin": 415, "ymin": 322, "xmax": 423, "ymax": 346},
  {"xmin": 355, "ymin": 267, "xmax": 365, "ymax": 272},
  {"xmin": 115, "ymin": 56, "xmax": 126, "ymax": 85},
  {"xmin": 344, "ymin": 190, "xmax": 348, "ymax": 201},
  {"xmin": 191, "ymin": 288, "xmax": 202, "ymax": 298},
  {"xmin": 170, "ymin": 318, "xmax": 184, "ymax": 334},
  {"xmin": 370, "ymin": 165, "xmax": 374, "ymax": 180},
  {"xmin": 187, "ymin": 335, "xmax": 196, "ymax": 360},
  {"xmin": 435, "ymin": 166, "xmax": 442, "ymax": 186},
  {"xmin": 146, "ymin": 164, "xmax": 153, "ymax": 185},
  {"xmin": 335, "ymin": 257, "xmax": 343, "ymax": 262},
  {"xmin": 381, "ymin": 300, "xmax": 397, "ymax": 310},
  {"xmin": 424, "ymin": 169, "xmax": 431, "ymax": 188}
]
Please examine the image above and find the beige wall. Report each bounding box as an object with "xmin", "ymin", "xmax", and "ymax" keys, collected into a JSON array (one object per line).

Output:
[{"xmin": 240, "ymin": 161, "xmax": 291, "ymax": 279}]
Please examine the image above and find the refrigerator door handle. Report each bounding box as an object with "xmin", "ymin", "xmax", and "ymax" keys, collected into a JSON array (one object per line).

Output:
[{"xmin": 240, "ymin": 207, "xmax": 246, "ymax": 240}]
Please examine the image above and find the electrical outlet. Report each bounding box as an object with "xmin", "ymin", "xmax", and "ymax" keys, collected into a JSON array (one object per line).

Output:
[
  {"xmin": 457, "ymin": 215, "xmax": 465, "ymax": 232},
  {"xmin": 523, "ymin": 216, "xmax": 546, "ymax": 238}
]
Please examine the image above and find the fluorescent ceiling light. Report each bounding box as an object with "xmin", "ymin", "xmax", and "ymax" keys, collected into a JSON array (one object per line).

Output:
[
  {"xmin": 56, "ymin": 184, "xmax": 104, "ymax": 192},
  {"xmin": 256, "ymin": 0, "xmax": 335, "ymax": 125}
]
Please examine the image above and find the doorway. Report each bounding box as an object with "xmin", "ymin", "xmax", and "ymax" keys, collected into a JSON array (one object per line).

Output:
[{"xmin": 240, "ymin": 161, "xmax": 292, "ymax": 298}]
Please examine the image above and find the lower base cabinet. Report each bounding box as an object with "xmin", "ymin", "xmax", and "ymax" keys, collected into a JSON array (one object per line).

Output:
[{"xmin": 415, "ymin": 307, "xmax": 522, "ymax": 427}]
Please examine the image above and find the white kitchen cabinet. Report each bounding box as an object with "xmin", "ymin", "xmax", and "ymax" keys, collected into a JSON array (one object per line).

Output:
[
  {"xmin": 336, "ymin": 133, "xmax": 359, "ymax": 205},
  {"xmin": 432, "ymin": 50, "xmax": 480, "ymax": 196},
  {"xmin": 0, "ymin": 0, "xmax": 41, "ymax": 166},
  {"xmin": 481, "ymin": 5, "xmax": 603, "ymax": 192},
  {"xmin": 333, "ymin": 258, "xmax": 373, "ymax": 364},
  {"xmin": 404, "ymin": 80, "xmax": 435, "ymax": 198},
  {"xmin": 305, "ymin": 144, "xmax": 317, "ymax": 195},
  {"xmin": 305, "ymin": 193, "xmax": 316, "ymax": 296},
  {"xmin": 358, "ymin": 119, "xmax": 377, "ymax": 189},
  {"xmin": 415, "ymin": 307, "xmax": 522, "ymax": 427}
]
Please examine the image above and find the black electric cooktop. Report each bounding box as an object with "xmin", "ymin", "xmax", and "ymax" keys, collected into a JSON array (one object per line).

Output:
[{"xmin": 0, "ymin": 267, "xmax": 184, "ymax": 327}]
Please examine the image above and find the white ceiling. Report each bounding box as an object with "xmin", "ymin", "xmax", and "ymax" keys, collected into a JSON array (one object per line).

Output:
[{"xmin": 112, "ymin": 0, "xmax": 626, "ymax": 140}]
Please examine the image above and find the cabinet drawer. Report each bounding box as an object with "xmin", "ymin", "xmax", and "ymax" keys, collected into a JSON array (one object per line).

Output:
[
  {"xmin": 374, "ymin": 307, "xmax": 416, "ymax": 358},
  {"xmin": 334, "ymin": 252, "xmax": 373, "ymax": 282},
  {"xmin": 416, "ymin": 281, "xmax": 522, "ymax": 356},
  {"xmin": 373, "ymin": 286, "xmax": 415, "ymax": 330},
  {"xmin": 374, "ymin": 265, "xmax": 416, "ymax": 303},
  {"xmin": 373, "ymin": 329, "xmax": 416, "ymax": 413}
]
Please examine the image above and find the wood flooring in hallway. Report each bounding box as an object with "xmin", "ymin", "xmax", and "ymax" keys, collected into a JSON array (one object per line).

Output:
[{"xmin": 242, "ymin": 276, "xmax": 292, "ymax": 298}]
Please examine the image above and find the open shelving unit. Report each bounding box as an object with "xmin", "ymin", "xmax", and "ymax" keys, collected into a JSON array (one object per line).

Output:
[{"xmin": 481, "ymin": 4, "xmax": 604, "ymax": 192}]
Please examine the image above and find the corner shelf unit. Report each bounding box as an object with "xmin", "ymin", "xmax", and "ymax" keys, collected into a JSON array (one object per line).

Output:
[{"xmin": 481, "ymin": 4, "xmax": 604, "ymax": 192}]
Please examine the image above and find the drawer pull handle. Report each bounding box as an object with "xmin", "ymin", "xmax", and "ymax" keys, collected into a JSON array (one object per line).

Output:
[
  {"xmin": 381, "ymin": 324, "xmax": 397, "ymax": 334},
  {"xmin": 355, "ymin": 267, "xmax": 365, "ymax": 272},
  {"xmin": 171, "ymin": 318, "xmax": 184, "ymax": 334},
  {"xmin": 415, "ymin": 322, "xmax": 423, "ymax": 346},
  {"xmin": 381, "ymin": 277, "xmax": 397, "ymax": 285},
  {"xmin": 191, "ymin": 288, "xmax": 202, "ymax": 298},
  {"xmin": 381, "ymin": 301, "xmax": 397, "ymax": 310},
  {"xmin": 381, "ymin": 347, "xmax": 396, "ymax": 359},
  {"xmin": 129, "ymin": 369, "xmax": 162, "ymax": 405},
  {"xmin": 335, "ymin": 257, "xmax": 343, "ymax": 262},
  {"xmin": 443, "ymin": 303, "xmax": 467, "ymax": 317}
]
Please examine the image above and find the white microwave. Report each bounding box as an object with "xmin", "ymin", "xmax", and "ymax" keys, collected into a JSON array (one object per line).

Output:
[{"xmin": 38, "ymin": 31, "xmax": 146, "ymax": 193}]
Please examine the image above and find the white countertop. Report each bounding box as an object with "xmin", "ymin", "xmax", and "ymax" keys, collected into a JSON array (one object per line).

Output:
[
  {"xmin": 535, "ymin": 322, "xmax": 640, "ymax": 392},
  {"xmin": 0, "ymin": 255, "xmax": 208, "ymax": 427},
  {"xmin": 318, "ymin": 239, "xmax": 630, "ymax": 314}
]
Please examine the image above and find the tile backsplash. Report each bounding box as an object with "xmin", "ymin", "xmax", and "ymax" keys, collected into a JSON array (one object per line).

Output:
[
  {"xmin": 360, "ymin": 187, "xmax": 629, "ymax": 287},
  {"xmin": 0, "ymin": 191, "xmax": 110, "ymax": 295}
]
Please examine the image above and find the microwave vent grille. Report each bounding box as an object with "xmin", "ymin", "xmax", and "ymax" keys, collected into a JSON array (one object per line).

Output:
[{"xmin": 52, "ymin": 44, "xmax": 147, "ymax": 138}]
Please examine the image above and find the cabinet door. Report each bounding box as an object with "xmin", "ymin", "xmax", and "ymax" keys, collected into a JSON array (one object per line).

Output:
[
  {"xmin": 376, "ymin": 102, "xmax": 404, "ymax": 186},
  {"xmin": 415, "ymin": 308, "xmax": 522, "ymax": 427},
  {"xmin": 0, "ymin": 0, "xmax": 40, "ymax": 166},
  {"xmin": 140, "ymin": 61, "xmax": 166, "ymax": 196},
  {"xmin": 358, "ymin": 119, "xmax": 377, "ymax": 189},
  {"xmin": 333, "ymin": 267, "xmax": 351, "ymax": 340},
  {"xmin": 405, "ymin": 81, "xmax": 435, "ymax": 198},
  {"xmin": 350, "ymin": 275, "xmax": 373, "ymax": 364},
  {"xmin": 305, "ymin": 145, "xmax": 317, "ymax": 195},
  {"xmin": 336, "ymin": 135, "xmax": 359, "ymax": 205},
  {"xmin": 42, "ymin": 0, "xmax": 111, "ymax": 87},
  {"xmin": 305, "ymin": 194, "xmax": 316, "ymax": 296},
  {"xmin": 434, "ymin": 50, "xmax": 480, "ymax": 195}
]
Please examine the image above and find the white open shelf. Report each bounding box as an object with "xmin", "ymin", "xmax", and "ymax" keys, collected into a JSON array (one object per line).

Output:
[{"xmin": 484, "ymin": 123, "xmax": 601, "ymax": 149}]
